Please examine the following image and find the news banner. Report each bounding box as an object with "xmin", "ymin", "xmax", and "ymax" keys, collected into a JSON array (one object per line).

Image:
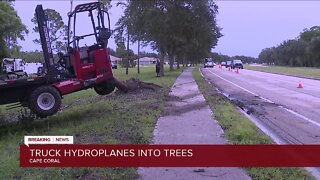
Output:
[{"xmin": 21, "ymin": 136, "xmax": 320, "ymax": 167}]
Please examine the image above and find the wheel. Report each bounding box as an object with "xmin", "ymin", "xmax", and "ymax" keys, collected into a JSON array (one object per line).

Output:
[
  {"xmin": 29, "ymin": 86, "xmax": 61, "ymax": 118},
  {"xmin": 94, "ymin": 79, "xmax": 115, "ymax": 95}
]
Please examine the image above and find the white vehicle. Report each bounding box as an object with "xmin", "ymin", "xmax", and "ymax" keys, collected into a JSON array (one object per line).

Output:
[
  {"xmin": 1, "ymin": 58, "xmax": 28, "ymax": 79},
  {"xmin": 204, "ymin": 58, "xmax": 214, "ymax": 68}
]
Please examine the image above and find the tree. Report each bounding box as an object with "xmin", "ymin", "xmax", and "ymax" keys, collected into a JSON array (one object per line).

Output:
[
  {"xmin": 31, "ymin": 8, "xmax": 68, "ymax": 53},
  {"xmin": 116, "ymin": 42, "xmax": 127, "ymax": 60},
  {"xmin": 232, "ymin": 55, "xmax": 257, "ymax": 64},
  {"xmin": 113, "ymin": 1, "xmax": 132, "ymax": 74},
  {"xmin": 108, "ymin": 48, "xmax": 117, "ymax": 57},
  {"xmin": 258, "ymin": 40, "xmax": 309, "ymax": 67},
  {"xmin": 300, "ymin": 26, "xmax": 320, "ymax": 67},
  {"xmin": 13, "ymin": 50, "xmax": 44, "ymax": 63},
  {"xmin": 115, "ymin": 0, "xmax": 222, "ymax": 75},
  {"xmin": 140, "ymin": 51, "xmax": 158, "ymax": 58},
  {"xmin": 98, "ymin": 0, "xmax": 112, "ymax": 9},
  {"xmin": 307, "ymin": 36, "xmax": 320, "ymax": 67},
  {"xmin": 0, "ymin": 1, "xmax": 28, "ymax": 58},
  {"xmin": 299, "ymin": 26, "xmax": 320, "ymax": 42},
  {"xmin": 181, "ymin": 1, "xmax": 222, "ymax": 66}
]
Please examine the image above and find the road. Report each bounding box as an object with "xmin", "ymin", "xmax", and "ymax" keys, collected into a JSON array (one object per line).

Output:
[{"xmin": 201, "ymin": 67, "xmax": 320, "ymax": 145}]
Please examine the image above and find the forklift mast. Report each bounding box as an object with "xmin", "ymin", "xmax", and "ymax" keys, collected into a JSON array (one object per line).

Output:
[{"xmin": 35, "ymin": 5, "xmax": 55, "ymax": 74}]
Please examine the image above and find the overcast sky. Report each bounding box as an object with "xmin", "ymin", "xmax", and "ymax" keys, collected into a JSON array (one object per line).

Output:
[{"xmin": 14, "ymin": 1, "xmax": 320, "ymax": 58}]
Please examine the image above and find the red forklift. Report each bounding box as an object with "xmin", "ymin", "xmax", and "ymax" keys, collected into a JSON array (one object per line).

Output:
[{"xmin": 0, "ymin": 2, "xmax": 115, "ymax": 117}]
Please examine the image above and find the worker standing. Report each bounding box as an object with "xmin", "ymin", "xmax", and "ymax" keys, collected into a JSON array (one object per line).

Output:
[{"xmin": 156, "ymin": 59, "xmax": 160, "ymax": 77}]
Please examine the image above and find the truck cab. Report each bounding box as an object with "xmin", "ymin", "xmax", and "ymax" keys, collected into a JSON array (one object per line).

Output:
[{"xmin": 1, "ymin": 58, "xmax": 28, "ymax": 79}]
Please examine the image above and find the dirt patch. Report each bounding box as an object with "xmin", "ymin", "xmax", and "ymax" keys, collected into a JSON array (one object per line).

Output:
[
  {"xmin": 110, "ymin": 78, "xmax": 165, "ymax": 109},
  {"xmin": 116, "ymin": 78, "xmax": 162, "ymax": 94},
  {"xmin": 165, "ymin": 93, "xmax": 201, "ymax": 103},
  {"xmin": 162, "ymin": 101, "xmax": 208, "ymax": 116},
  {"xmin": 165, "ymin": 94, "xmax": 183, "ymax": 102},
  {"xmin": 179, "ymin": 92, "xmax": 201, "ymax": 100},
  {"xmin": 228, "ymin": 94, "xmax": 279, "ymax": 117}
]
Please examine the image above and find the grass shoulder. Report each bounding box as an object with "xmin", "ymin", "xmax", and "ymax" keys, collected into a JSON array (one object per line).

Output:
[
  {"xmin": 0, "ymin": 66, "xmax": 184, "ymax": 179},
  {"xmin": 193, "ymin": 67, "xmax": 313, "ymax": 180},
  {"xmin": 244, "ymin": 65, "xmax": 320, "ymax": 80}
]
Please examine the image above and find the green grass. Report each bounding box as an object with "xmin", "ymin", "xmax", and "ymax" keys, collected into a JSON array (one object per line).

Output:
[
  {"xmin": 193, "ymin": 67, "xmax": 313, "ymax": 180},
  {"xmin": 0, "ymin": 66, "xmax": 184, "ymax": 179},
  {"xmin": 245, "ymin": 64, "xmax": 320, "ymax": 79}
]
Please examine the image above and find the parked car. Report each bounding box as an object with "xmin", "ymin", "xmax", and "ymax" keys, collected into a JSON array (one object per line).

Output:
[
  {"xmin": 231, "ymin": 59, "xmax": 243, "ymax": 69},
  {"xmin": 226, "ymin": 60, "xmax": 232, "ymax": 68},
  {"xmin": 111, "ymin": 62, "xmax": 118, "ymax": 69},
  {"xmin": 204, "ymin": 58, "xmax": 214, "ymax": 68},
  {"xmin": 221, "ymin": 61, "xmax": 226, "ymax": 67}
]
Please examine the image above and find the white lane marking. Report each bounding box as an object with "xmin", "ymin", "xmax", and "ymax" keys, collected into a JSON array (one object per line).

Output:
[
  {"xmin": 280, "ymin": 106, "xmax": 320, "ymax": 127},
  {"xmin": 199, "ymin": 68, "xmax": 205, "ymax": 78},
  {"xmin": 209, "ymin": 69, "xmax": 258, "ymax": 96},
  {"xmin": 206, "ymin": 68, "xmax": 320, "ymax": 128},
  {"xmin": 207, "ymin": 69, "xmax": 273, "ymax": 103},
  {"xmin": 203, "ymin": 68, "xmax": 320, "ymax": 179}
]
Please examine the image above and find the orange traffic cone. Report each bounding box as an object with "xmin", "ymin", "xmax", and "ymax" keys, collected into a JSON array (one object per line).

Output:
[
  {"xmin": 236, "ymin": 68, "xmax": 239, "ymax": 73},
  {"xmin": 228, "ymin": 67, "xmax": 231, "ymax": 71},
  {"xmin": 297, "ymin": 81, "xmax": 303, "ymax": 88}
]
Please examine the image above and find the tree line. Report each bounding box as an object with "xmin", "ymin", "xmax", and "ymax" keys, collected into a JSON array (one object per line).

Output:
[
  {"xmin": 0, "ymin": 1, "xmax": 67, "ymax": 62},
  {"xmin": 210, "ymin": 52, "xmax": 257, "ymax": 64},
  {"xmin": 258, "ymin": 26, "xmax": 320, "ymax": 67}
]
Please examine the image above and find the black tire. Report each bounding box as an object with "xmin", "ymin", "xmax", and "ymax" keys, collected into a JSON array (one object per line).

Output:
[
  {"xmin": 94, "ymin": 79, "xmax": 115, "ymax": 95},
  {"xmin": 29, "ymin": 86, "xmax": 61, "ymax": 118}
]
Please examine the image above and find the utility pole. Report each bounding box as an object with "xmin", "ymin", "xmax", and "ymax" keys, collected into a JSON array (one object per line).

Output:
[
  {"xmin": 125, "ymin": 0, "xmax": 130, "ymax": 75},
  {"xmin": 126, "ymin": 29, "xmax": 129, "ymax": 75},
  {"xmin": 70, "ymin": 0, "xmax": 73, "ymax": 13},
  {"xmin": 137, "ymin": 40, "xmax": 140, "ymax": 74}
]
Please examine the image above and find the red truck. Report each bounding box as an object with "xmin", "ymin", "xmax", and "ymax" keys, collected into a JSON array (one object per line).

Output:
[{"xmin": 0, "ymin": 2, "xmax": 115, "ymax": 117}]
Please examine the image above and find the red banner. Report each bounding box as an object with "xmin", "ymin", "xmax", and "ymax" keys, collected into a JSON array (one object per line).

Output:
[{"xmin": 20, "ymin": 144, "xmax": 320, "ymax": 167}]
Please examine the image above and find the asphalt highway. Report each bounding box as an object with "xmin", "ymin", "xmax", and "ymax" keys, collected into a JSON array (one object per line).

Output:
[{"xmin": 201, "ymin": 67, "xmax": 320, "ymax": 144}]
